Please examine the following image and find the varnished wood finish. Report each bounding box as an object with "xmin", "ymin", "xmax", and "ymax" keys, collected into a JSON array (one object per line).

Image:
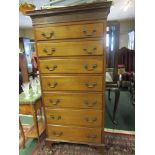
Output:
[
  {"xmin": 32, "ymin": 106, "xmax": 40, "ymax": 141},
  {"xmin": 19, "ymin": 99, "xmax": 42, "ymax": 114},
  {"xmin": 47, "ymin": 125, "xmax": 102, "ymax": 144},
  {"xmin": 39, "ymin": 57, "xmax": 103, "ymax": 74},
  {"xmin": 45, "ymin": 109, "xmax": 102, "ymax": 127},
  {"xmin": 43, "ymin": 92, "xmax": 103, "ymax": 109},
  {"xmin": 41, "ymin": 75, "xmax": 103, "ymax": 91},
  {"xmin": 19, "ymin": 119, "xmax": 25, "ymax": 148},
  {"xmin": 27, "ymin": 1, "xmax": 111, "ymax": 146},
  {"xmin": 35, "ymin": 22, "xmax": 105, "ymax": 41},
  {"xmin": 37, "ymin": 39, "xmax": 104, "ymax": 57},
  {"xmin": 25, "ymin": 119, "xmax": 45, "ymax": 138},
  {"xmin": 19, "ymin": 98, "xmax": 45, "ymax": 142},
  {"xmin": 19, "ymin": 104, "xmax": 33, "ymax": 115}
]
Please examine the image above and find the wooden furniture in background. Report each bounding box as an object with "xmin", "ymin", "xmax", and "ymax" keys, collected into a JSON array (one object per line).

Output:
[
  {"xmin": 106, "ymin": 68, "xmax": 120, "ymax": 124},
  {"xmin": 19, "ymin": 119, "xmax": 25, "ymax": 148},
  {"xmin": 19, "ymin": 53, "xmax": 29, "ymax": 83},
  {"xmin": 19, "ymin": 90, "xmax": 45, "ymax": 147},
  {"xmin": 114, "ymin": 47, "xmax": 135, "ymax": 84},
  {"xmin": 27, "ymin": 1, "xmax": 111, "ymax": 147},
  {"xmin": 19, "ymin": 38, "xmax": 30, "ymax": 93},
  {"xmin": 106, "ymin": 82, "xmax": 120, "ymax": 124}
]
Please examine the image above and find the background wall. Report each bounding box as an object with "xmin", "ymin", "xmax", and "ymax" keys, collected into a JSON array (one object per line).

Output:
[
  {"xmin": 119, "ymin": 19, "xmax": 135, "ymax": 48},
  {"xmin": 19, "ymin": 28, "xmax": 34, "ymax": 40}
]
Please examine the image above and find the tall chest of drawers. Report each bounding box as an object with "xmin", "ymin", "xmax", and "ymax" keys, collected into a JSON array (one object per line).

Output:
[{"xmin": 28, "ymin": 1, "xmax": 111, "ymax": 145}]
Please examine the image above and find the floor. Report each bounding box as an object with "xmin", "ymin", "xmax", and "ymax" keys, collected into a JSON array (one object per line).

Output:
[
  {"xmin": 19, "ymin": 90, "xmax": 135, "ymax": 155},
  {"xmin": 105, "ymin": 90, "xmax": 135, "ymax": 131}
]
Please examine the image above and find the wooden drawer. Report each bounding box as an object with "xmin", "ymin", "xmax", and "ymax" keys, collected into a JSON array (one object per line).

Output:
[
  {"xmin": 41, "ymin": 75, "xmax": 103, "ymax": 91},
  {"xmin": 19, "ymin": 105, "xmax": 33, "ymax": 115},
  {"xmin": 39, "ymin": 57, "xmax": 103, "ymax": 74},
  {"xmin": 45, "ymin": 109, "xmax": 102, "ymax": 127},
  {"xmin": 43, "ymin": 92, "xmax": 103, "ymax": 109},
  {"xmin": 37, "ymin": 40, "xmax": 104, "ymax": 57},
  {"xmin": 35, "ymin": 22, "xmax": 104, "ymax": 41},
  {"xmin": 47, "ymin": 125, "xmax": 102, "ymax": 144}
]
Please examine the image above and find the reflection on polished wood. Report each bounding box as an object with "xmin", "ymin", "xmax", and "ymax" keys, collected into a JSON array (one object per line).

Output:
[
  {"xmin": 37, "ymin": 39, "xmax": 104, "ymax": 57},
  {"xmin": 47, "ymin": 125, "xmax": 102, "ymax": 144},
  {"xmin": 45, "ymin": 109, "xmax": 103, "ymax": 127},
  {"xmin": 41, "ymin": 75, "xmax": 103, "ymax": 91},
  {"xmin": 43, "ymin": 92, "xmax": 103, "ymax": 109},
  {"xmin": 35, "ymin": 22, "xmax": 105, "ymax": 41},
  {"xmin": 39, "ymin": 57, "xmax": 103, "ymax": 74}
]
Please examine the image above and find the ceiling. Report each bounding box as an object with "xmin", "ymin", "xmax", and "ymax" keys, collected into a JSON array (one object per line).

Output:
[{"xmin": 19, "ymin": 0, "xmax": 135, "ymax": 28}]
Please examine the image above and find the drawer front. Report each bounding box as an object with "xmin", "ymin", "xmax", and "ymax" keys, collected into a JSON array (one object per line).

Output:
[
  {"xmin": 19, "ymin": 105, "xmax": 33, "ymax": 115},
  {"xmin": 47, "ymin": 125, "xmax": 102, "ymax": 144},
  {"xmin": 35, "ymin": 23, "xmax": 104, "ymax": 40},
  {"xmin": 37, "ymin": 40, "xmax": 104, "ymax": 57},
  {"xmin": 45, "ymin": 109, "xmax": 102, "ymax": 127},
  {"xmin": 41, "ymin": 75, "xmax": 103, "ymax": 91},
  {"xmin": 43, "ymin": 92, "xmax": 103, "ymax": 109},
  {"xmin": 39, "ymin": 57, "xmax": 103, "ymax": 74}
]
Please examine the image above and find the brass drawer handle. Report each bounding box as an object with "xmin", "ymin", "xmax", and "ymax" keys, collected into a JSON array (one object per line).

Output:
[
  {"xmin": 45, "ymin": 65, "xmax": 57, "ymax": 71},
  {"xmin": 83, "ymin": 27, "xmax": 96, "ymax": 37},
  {"xmin": 84, "ymin": 82, "xmax": 97, "ymax": 88},
  {"xmin": 83, "ymin": 47, "xmax": 97, "ymax": 55},
  {"xmin": 41, "ymin": 32, "xmax": 54, "ymax": 39},
  {"xmin": 84, "ymin": 100, "xmax": 97, "ymax": 107},
  {"xmin": 84, "ymin": 64, "xmax": 97, "ymax": 71},
  {"xmin": 48, "ymin": 82, "xmax": 58, "ymax": 88},
  {"xmin": 87, "ymin": 134, "xmax": 97, "ymax": 139},
  {"xmin": 50, "ymin": 115, "xmax": 61, "ymax": 120},
  {"xmin": 43, "ymin": 48, "xmax": 56, "ymax": 55},
  {"xmin": 53, "ymin": 131, "xmax": 63, "ymax": 137},
  {"xmin": 85, "ymin": 117, "xmax": 97, "ymax": 123},
  {"xmin": 49, "ymin": 99, "xmax": 60, "ymax": 105}
]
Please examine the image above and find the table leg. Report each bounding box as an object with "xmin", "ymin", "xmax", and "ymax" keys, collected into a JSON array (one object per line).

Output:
[
  {"xmin": 32, "ymin": 106, "xmax": 40, "ymax": 143},
  {"xmin": 108, "ymin": 89, "xmax": 111, "ymax": 100},
  {"xmin": 112, "ymin": 88, "xmax": 120, "ymax": 124},
  {"xmin": 40, "ymin": 107, "xmax": 45, "ymax": 133},
  {"xmin": 19, "ymin": 118, "xmax": 25, "ymax": 148}
]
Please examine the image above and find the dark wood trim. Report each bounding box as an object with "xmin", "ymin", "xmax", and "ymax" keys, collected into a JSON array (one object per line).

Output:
[
  {"xmin": 27, "ymin": 2, "xmax": 112, "ymax": 16},
  {"xmin": 27, "ymin": 2, "xmax": 112, "ymax": 26},
  {"xmin": 32, "ymin": 10, "xmax": 108, "ymax": 26},
  {"xmin": 19, "ymin": 53, "xmax": 29, "ymax": 83}
]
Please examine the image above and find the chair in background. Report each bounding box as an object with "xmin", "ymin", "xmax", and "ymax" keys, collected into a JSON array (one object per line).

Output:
[
  {"xmin": 105, "ymin": 47, "xmax": 135, "ymax": 123},
  {"xmin": 114, "ymin": 47, "xmax": 135, "ymax": 88},
  {"xmin": 115, "ymin": 47, "xmax": 135, "ymax": 104},
  {"xmin": 106, "ymin": 68, "xmax": 120, "ymax": 124}
]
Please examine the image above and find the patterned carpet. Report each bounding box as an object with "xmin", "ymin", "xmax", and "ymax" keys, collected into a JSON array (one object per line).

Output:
[{"xmin": 32, "ymin": 131, "xmax": 135, "ymax": 155}]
